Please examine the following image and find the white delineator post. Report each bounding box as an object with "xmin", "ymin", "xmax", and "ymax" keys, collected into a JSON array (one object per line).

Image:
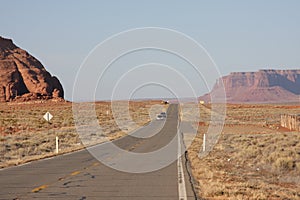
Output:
[
  {"xmin": 56, "ymin": 136, "xmax": 59, "ymax": 154},
  {"xmin": 203, "ymin": 133, "xmax": 206, "ymax": 152},
  {"xmin": 43, "ymin": 112, "xmax": 57, "ymax": 153}
]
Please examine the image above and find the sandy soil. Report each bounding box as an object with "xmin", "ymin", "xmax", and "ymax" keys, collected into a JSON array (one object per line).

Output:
[
  {"xmin": 0, "ymin": 100, "xmax": 165, "ymax": 168},
  {"xmin": 182, "ymin": 103, "xmax": 300, "ymax": 199}
]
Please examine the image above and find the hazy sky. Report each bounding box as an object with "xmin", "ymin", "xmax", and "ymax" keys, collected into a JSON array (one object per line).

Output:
[{"xmin": 1, "ymin": 1, "xmax": 300, "ymax": 101}]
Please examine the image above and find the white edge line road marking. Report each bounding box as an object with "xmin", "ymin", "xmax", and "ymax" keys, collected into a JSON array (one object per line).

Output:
[
  {"xmin": 178, "ymin": 152, "xmax": 188, "ymax": 200},
  {"xmin": 177, "ymin": 110, "xmax": 188, "ymax": 200}
]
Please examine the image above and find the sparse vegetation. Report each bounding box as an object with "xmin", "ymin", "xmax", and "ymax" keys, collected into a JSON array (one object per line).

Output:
[
  {"xmin": 0, "ymin": 100, "xmax": 163, "ymax": 168},
  {"xmin": 184, "ymin": 103, "xmax": 300, "ymax": 199}
]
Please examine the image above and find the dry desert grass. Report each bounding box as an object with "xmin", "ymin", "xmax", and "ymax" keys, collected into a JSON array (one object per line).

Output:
[
  {"xmin": 183, "ymin": 103, "xmax": 300, "ymax": 200},
  {"xmin": 0, "ymin": 100, "xmax": 164, "ymax": 168}
]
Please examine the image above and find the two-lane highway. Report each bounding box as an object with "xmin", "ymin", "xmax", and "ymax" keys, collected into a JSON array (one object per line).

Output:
[{"xmin": 0, "ymin": 104, "xmax": 196, "ymax": 200}]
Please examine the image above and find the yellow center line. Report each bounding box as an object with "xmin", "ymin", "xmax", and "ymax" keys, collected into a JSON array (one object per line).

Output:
[
  {"xmin": 71, "ymin": 171, "xmax": 81, "ymax": 176},
  {"xmin": 29, "ymin": 141, "xmax": 144, "ymax": 194},
  {"xmin": 31, "ymin": 185, "xmax": 49, "ymax": 193},
  {"xmin": 30, "ymin": 161, "xmax": 100, "ymax": 193}
]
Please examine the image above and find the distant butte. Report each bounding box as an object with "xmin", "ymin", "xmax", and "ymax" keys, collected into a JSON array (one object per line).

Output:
[
  {"xmin": 201, "ymin": 69, "xmax": 300, "ymax": 103},
  {"xmin": 0, "ymin": 36, "xmax": 64, "ymax": 102}
]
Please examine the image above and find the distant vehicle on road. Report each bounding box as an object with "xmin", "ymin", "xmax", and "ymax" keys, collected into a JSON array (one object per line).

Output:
[{"xmin": 156, "ymin": 114, "xmax": 165, "ymax": 120}]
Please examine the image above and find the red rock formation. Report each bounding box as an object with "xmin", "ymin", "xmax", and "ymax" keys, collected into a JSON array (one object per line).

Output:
[
  {"xmin": 201, "ymin": 69, "xmax": 300, "ymax": 103},
  {"xmin": 0, "ymin": 36, "xmax": 64, "ymax": 102}
]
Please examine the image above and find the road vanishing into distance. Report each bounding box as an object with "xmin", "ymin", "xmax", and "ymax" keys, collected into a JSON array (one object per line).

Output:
[{"xmin": 0, "ymin": 104, "xmax": 197, "ymax": 200}]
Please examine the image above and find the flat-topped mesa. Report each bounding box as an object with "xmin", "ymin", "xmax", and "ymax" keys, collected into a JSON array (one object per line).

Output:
[
  {"xmin": 0, "ymin": 36, "xmax": 64, "ymax": 102},
  {"xmin": 223, "ymin": 69, "xmax": 300, "ymax": 89},
  {"xmin": 202, "ymin": 69, "xmax": 300, "ymax": 103}
]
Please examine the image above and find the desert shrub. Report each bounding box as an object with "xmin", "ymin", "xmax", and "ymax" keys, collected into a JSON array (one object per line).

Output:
[
  {"xmin": 274, "ymin": 157, "xmax": 294, "ymax": 172},
  {"xmin": 266, "ymin": 152, "xmax": 279, "ymax": 163}
]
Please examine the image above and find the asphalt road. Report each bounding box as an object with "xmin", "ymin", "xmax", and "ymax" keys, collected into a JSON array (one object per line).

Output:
[{"xmin": 0, "ymin": 104, "xmax": 196, "ymax": 200}]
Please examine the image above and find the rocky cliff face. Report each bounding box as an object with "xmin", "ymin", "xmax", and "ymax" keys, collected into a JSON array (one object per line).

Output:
[
  {"xmin": 0, "ymin": 36, "xmax": 64, "ymax": 102},
  {"xmin": 201, "ymin": 69, "xmax": 300, "ymax": 103}
]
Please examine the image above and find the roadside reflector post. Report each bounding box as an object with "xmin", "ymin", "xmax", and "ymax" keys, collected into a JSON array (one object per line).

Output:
[
  {"xmin": 56, "ymin": 136, "xmax": 59, "ymax": 154},
  {"xmin": 203, "ymin": 133, "xmax": 206, "ymax": 152}
]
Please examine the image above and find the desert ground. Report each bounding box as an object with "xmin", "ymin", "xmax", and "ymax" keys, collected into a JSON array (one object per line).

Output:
[
  {"xmin": 185, "ymin": 103, "xmax": 300, "ymax": 199},
  {"xmin": 0, "ymin": 100, "xmax": 165, "ymax": 168},
  {"xmin": 1, "ymin": 100, "xmax": 300, "ymax": 199}
]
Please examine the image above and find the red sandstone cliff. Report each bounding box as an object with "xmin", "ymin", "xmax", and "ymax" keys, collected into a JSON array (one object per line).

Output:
[{"xmin": 0, "ymin": 36, "xmax": 64, "ymax": 102}]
